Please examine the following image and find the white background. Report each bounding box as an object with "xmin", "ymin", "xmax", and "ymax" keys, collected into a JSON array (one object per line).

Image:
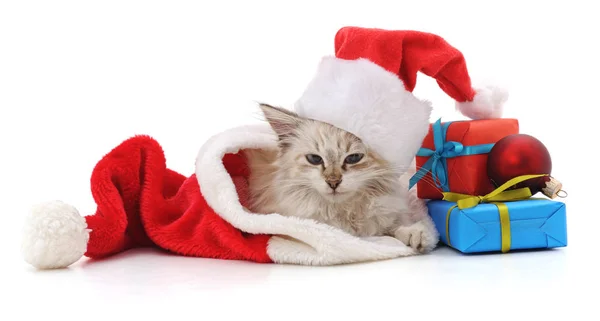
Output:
[{"xmin": 1, "ymin": 1, "xmax": 597, "ymax": 320}]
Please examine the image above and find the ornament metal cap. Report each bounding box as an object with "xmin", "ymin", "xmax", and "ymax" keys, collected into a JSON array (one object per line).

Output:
[{"xmin": 541, "ymin": 176, "xmax": 567, "ymax": 199}]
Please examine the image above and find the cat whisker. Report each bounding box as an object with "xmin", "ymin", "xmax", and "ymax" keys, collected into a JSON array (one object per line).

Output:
[{"xmin": 410, "ymin": 176, "xmax": 444, "ymax": 194}]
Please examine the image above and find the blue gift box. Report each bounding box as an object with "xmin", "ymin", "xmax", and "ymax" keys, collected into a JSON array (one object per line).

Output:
[{"xmin": 427, "ymin": 199, "xmax": 567, "ymax": 253}]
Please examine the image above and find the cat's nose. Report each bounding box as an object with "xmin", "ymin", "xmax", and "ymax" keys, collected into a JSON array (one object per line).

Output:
[{"xmin": 326, "ymin": 178, "xmax": 342, "ymax": 190}]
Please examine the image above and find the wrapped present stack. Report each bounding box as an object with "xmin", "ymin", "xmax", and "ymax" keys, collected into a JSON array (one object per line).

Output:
[{"xmin": 410, "ymin": 118, "xmax": 568, "ymax": 254}]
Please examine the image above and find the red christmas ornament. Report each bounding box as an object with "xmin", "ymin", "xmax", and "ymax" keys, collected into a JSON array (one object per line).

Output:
[{"xmin": 487, "ymin": 134, "xmax": 565, "ymax": 198}]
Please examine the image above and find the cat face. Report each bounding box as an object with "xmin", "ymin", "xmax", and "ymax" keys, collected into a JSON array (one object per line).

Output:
[{"xmin": 259, "ymin": 104, "xmax": 397, "ymax": 202}]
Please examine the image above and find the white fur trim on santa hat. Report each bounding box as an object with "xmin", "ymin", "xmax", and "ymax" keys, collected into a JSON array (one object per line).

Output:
[
  {"xmin": 293, "ymin": 56, "xmax": 432, "ymax": 171},
  {"xmin": 21, "ymin": 200, "xmax": 89, "ymax": 269},
  {"xmin": 455, "ymin": 85, "xmax": 508, "ymax": 120}
]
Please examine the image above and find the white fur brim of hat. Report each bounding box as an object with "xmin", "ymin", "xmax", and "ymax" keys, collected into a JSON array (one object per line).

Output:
[{"xmin": 294, "ymin": 57, "xmax": 433, "ymax": 171}]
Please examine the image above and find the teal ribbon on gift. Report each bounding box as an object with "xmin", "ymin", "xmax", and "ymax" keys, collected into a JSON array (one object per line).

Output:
[{"xmin": 408, "ymin": 118, "xmax": 495, "ymax": 192}]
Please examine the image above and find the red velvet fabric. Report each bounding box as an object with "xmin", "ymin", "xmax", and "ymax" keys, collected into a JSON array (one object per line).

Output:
[
  {"xmin": 334, "ymin": 26, "xmax": 477, "ymax": 102},
  {"xmin": 82, "ymin": 135, "xmax": 273, "ymax": 263}
]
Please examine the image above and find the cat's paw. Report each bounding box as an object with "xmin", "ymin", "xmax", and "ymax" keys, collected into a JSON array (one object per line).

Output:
[{"xmin": 394, "ymin": 216, "xmax": 439, "ymax": 254}]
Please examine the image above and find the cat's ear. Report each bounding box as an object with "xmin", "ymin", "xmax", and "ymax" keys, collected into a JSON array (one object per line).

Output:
[{"xmin": 259, "ymin": 103, "xmax": 303, "ymax": 140}]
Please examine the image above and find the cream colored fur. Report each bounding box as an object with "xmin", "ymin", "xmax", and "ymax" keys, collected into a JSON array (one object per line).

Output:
[{"xmin": 246, "ymin": 104, "xmax": 438, "ymax": 253}]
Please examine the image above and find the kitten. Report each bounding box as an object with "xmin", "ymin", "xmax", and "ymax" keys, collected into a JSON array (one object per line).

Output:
[{"xmin": 245, "ymin": 104, "xmax": 439, "ymax": 253}]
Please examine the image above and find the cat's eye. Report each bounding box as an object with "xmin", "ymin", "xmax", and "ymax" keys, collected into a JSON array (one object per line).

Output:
[
  {"xmin": 306, "ymin": 154, "xmax": 323, "ymax": 165},
  {"xmin": 344, "ymin": 153, "xmax": 364, "ymax": 164}
]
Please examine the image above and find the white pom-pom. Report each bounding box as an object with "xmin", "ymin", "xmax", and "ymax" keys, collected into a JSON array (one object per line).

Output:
[
  {"xmin": 455, "ymin": 85, "xmax": 509, "ymax": 120},
  {"xmin": 21, "ymin": 200, "xmax": 90, "ymax": 269}
]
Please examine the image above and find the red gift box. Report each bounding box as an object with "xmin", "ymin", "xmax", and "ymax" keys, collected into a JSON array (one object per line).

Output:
[{"xmin": 410, "ymin": 118, "xmax": 519, "ymax": 199}]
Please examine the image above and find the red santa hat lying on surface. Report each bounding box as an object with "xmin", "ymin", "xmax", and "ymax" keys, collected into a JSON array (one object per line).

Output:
[{"xmin": 21, "ymin": 27, "xmax": 507, "ymax": 269}]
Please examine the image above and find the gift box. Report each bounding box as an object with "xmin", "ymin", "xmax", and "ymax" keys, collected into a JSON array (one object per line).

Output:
[
  {"xmin": 427, "ymin": 198, "xmax": 567, "ymax": 253},
  {"xmin": 410, "ymin": 118, "xmax": 519, "ymax": 200}
]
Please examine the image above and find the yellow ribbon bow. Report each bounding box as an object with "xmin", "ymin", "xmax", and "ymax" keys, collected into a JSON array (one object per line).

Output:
[{"xmin": 441, "ymin": 174, "xmax": 548, "ymax": 253}]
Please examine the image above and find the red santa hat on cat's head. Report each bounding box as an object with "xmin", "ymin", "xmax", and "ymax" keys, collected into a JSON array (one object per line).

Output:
[{"xmin": 294, "ymin": 26, "xmax": 508, "ymax": 170}]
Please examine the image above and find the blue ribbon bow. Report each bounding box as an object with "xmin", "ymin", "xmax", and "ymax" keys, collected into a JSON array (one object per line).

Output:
[{"xmin": 408, "ymin": 118, "xmax": 495, "ymax": 192}]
